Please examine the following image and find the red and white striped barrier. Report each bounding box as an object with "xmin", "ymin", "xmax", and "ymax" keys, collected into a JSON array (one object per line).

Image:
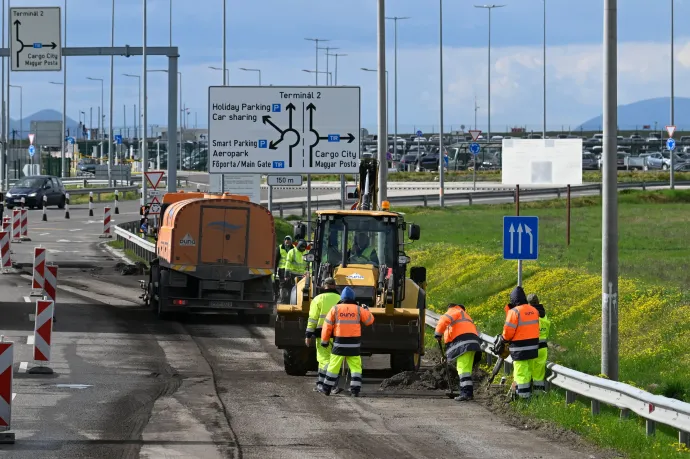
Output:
[
  {"xmin": 99, "ymin": 207, "xmax": 112, "ymax": 239},
  {"xmin": 44, "ymin": 265, "xmax": 57, "ymax": 305},
  {"xmin": 0, "ymin": 232, "xmax": 11, "ymax": 272},
  {"xmin": 31, "ymin": 247, "xmax": 46, "ymax": 296},
  {"xmin": 11, "ymin": 210, "xmax": 20, "ymax": 243},
  {"xmin": 0, "ymin": 340, "xmax": 14, "ymax": 435},
  {"xmin": 20, "ymin": 208, "xmax": 30, "ymax": 241},
  {"xmin": 29, "ymin": 299, "xmax": 54, "ymax": 375},
  {"xmin": 2, "ymin": 216, "xmax": 9, "ymax": 232}
]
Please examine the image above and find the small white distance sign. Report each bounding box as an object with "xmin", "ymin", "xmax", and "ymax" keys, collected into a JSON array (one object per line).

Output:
[{"xmin": 501, "ymin": 139, "xmax": 583, "ymax": 186}]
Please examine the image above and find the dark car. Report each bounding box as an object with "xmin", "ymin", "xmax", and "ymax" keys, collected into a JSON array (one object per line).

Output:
[
  {"xmin": 417, "ymin": 153, "xmax": 441, "ymax": 171},
  {"xmin": 6, "ymin": 175, "xmax": 67, "ymax": 209},
  {"xmin": 77, "ymin": 158, "xmax": 97, "ymax": 175},
  {"xmin": 582, "ymin": 152, "xmax": 599, "ymax": 170}
]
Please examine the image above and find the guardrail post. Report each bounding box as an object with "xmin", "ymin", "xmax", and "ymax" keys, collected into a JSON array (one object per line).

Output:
[
  {"xmin": 485, "ymin": 353, "xmax": 493, "ymax": 366},
  {"xmin": 642, "ymin": 181, "xmax": 646, "ymax": 191},
  {"xmin": 301, "ymin": 203, "xmax": 306, "ymax": 217},
  {"xmin": 468, "ymin": 194, "xmax": 473, "ymax": 206},
  {"xmin": 423, "ymin": 196, "xmax": 428, "ymax": 207},
  {"xmin": 646, "ymin": 420, "xmax": 656, "ymax": 436},
  {"xmin": 279, "ymin": 205, "xmax": 284, "ymax": 218},
  {"xmin": 620, "ymin": 408, "xmax": 630, "ymax": 419},
  {"xmin": 503, "ymin": 360, "xmax": 511, "ymax": 374},
  {"xmin": 83, "ymin": 179, "xmax": 87, "ymax": 187},
  {"xmin": 565, "ymin": 390, "xmax": 577, "ymax": 405},
  {"xmin": 599, "ymin": 183, "xmax": 603, "ymax": 196},
  {"xmin": 557, "ymin": 188, "xmax": 561, "ymax": 199},
  {"xmin": 591, "ymin": 399, "xmax": 600, "ymax": 415},
  {"xmin": 680, "ymin": 431, "xmax": 690, "ymax": 447}
]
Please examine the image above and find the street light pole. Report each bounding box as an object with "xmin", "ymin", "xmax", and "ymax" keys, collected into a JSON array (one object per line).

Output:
[
  {"xmin": 438, "ymin": 1, "xmax": 445, "ymax": 207},
  {"xmin": 386, "ymin": 16, "xmax": 410, "ymax": 163},
  {"xmin": 377, "ymin": 0, "xmax": 387, "ymax": 205},
  {"xmin": 62, "ymin": 0, "xmax": 68, "ymax": 176},
  {"xmin": 222, "ymin": 0, "xmax": 227, "ymax": 86},
  {"xmin": 142, "ymin": 0, "xmax": 148, "ymax": 204},
  {"xmin": 318, "ymin": 46, "xmax": 339, "ymax": 87},
  {"xmin": 601, "ymin": 0, "xmax": 619, "ymax": 381},
  {"xmin": 239, "ymin": 68, "xmax": 262, "ymax": 85},
  {"xmin": 327, "ymin": 53, "xmax": 347, "ymax": 85},
  {"xmin": 109, "ymin": 0, "xmax": 114, "ymax": 185},
  {"xmin": 542, "ymin": 0, "xmax": 546, "ymax": 138},
  {"xmin": 670, "ymin": 0, "xmax": 675, "ymax": 189},
  {"xmin": 474, "ymin": 4, "xmax": 505, "ymax": 144},
  {"xmin": 87, "ymin": 77, "xmax": 104, "ymax": 163},
  {"xmin": 362, "ymin": 68, "xmax": 389, "ymax": 145},
  {"xmin": 209, "ymin": 66, "xmax": 229, "ymax": 83},
  {"xmin": 305, "ymin": 38, "xmax": 329, "ymax": 86},
  {"xmin": 9, "ymin": 85, "xmax": 21, "ymax": 142}
]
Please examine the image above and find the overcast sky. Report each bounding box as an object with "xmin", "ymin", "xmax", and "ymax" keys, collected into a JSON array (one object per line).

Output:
[{"xmin": 5, "ymin": 0, "xmax": 689, "ymax": 133}]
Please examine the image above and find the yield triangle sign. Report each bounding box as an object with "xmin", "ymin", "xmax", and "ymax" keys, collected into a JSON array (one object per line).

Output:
[
  {"xmin": 28, "ymin": 133, "xmax": 35, "ymax": 145},
  {"xmin": 469, "ymin": 130, "xmax": 482, "ymax": 141},
  {"xmin": 666, "ymin": 125, "xmax": 676, "ymax": 138},
  {"xmin": 150, "ymin": 195, "xmax": 161, "ymax": 205},
  {"xmin": 145, "ymin": 171, "xmax": 164, "ymax": 189}
]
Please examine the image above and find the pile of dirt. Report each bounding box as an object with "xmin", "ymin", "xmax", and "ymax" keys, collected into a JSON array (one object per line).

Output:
[
  {"xmin": 380, "ymin": 363, "xmax": 459, "ymax": 391},
  {"xmin": 114, "ymin": 262, "xmax": 148, "ymax": 276}
]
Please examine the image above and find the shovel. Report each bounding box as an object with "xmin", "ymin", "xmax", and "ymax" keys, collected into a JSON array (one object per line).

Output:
[{"xmin": 437, "ymin": 340, "xmax": 456, "ymax": 399}]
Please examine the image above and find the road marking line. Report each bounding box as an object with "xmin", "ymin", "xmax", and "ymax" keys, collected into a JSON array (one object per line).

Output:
[
  {"xmin": 18, "ymin": 362, "xmax": 28, "ymax": 373},
  {"xmin": 56, "ymin": 239, "xmax": 71, "ymax": 243},
  {"xmin": 28, "ymin": 314, "xmax": 35, "ymax": 322},
  {"xmin": 23, "ymin": 296, "xmax": 31, "ymax": 303},
  {"xmin": 12, "ymin": 393, "xmax": 16, "ymax": 401},
  {"xmin": 69, "ymin": 229, "xmax": 82, "ymax": 232},
  {"xmin": 39, "ymin": 233, "xmax": 50, "ymax": 236},
  {"xmin": 26, "ymin": 335, "xmax": 34, "ymax": 345}
]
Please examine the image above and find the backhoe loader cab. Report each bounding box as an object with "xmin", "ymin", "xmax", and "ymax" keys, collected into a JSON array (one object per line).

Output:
[{"xmin": 275, "ymin": 207, "xmax": 427, "ymax": 376}]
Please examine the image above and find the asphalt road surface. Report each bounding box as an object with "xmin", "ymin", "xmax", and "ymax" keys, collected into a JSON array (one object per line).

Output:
[{"xmin": 0, "ymin": 264, "xmax": 594, "ymax": 458}]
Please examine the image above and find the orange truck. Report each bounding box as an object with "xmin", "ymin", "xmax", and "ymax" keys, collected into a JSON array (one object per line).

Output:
[{"xmin": 143, "ymin": 192, "xmax": 276, "ymax": 322}]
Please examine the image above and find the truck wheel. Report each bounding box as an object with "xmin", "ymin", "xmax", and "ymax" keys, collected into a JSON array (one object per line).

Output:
[
  {"xmin": 390, "ymin": 352, "xmax": 419, "ymax": 373},
  {"xmin": 148, "ymin": 265, "xmax": 159, "ymax": 311},
  {"xmin": 157, "ymin": 269, "xmax": 172, "ymax": 320},
  {"xmin": 283, "ymin": 348, "xmax": 310, "ymax": 376}
]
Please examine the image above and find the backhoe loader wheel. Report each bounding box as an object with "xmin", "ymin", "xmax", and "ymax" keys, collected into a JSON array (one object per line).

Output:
[
  {"xmin": 283, "ymin": 348, "xmax": 310, "ymax": 376},
  {"xmin": 390, "ymin": 352, "xmax": 419, "ymax": 373}
]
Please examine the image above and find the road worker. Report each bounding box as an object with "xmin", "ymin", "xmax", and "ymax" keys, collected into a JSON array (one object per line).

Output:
[
  {"xmin": 434, "ymin": 303, "xmax": 482, "ymax": 401},
  {"xmin": 305, "ymin": 277, "xmax": 341, "ymax": 392},
  {"xmin": 527, "ymin": 293, "xmax": 550, "ymax": 393},
  {"xmin": 319, "ymin": 286, "xmax": 375, "ymax": 397},
  {"xmin": 502, "ymin": 286, "xmax": 540, "ymax": 400},
  {"xmin": 283, "ymin": 239, "xmax": 308, "ymax": 303},
  {"xmin": 275, "ymin": 235, "xmax": 292, "ymax": 301},
  {"xmin": 349, "ymin": 232, "xmax": 379, "ymax": 265}
]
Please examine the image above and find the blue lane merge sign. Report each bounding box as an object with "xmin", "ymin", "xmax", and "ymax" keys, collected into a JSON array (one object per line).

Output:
[
  {"xmin": 503, "ymin": 216, "xmax": 539, "ymax": 260},
  {"xmin": 328, "ymin": 134, "xmax": 340, "ymax": 142},
  {"xmin": 667, "ymin": 138, "xmax": 676, "ymax": 151}
]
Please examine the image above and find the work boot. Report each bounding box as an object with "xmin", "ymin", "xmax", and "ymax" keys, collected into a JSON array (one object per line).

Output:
[
  {"xmin": 350, "ymin": 389, "xmax": 360, "ymax": 397},
  {"xmin": 331, "ymin": 387, "xmax": 344, "ymax": 395},
  {"xmin": 454, "ymin": 394, "xmax": 471, "ymax": 402},
  {"xmin": 317, "ymin": 385, "xmax": 331, "ymax": 396},
  {"xmin": 313, "ymin": 382, "xmax": 324, "ymax": 392}
]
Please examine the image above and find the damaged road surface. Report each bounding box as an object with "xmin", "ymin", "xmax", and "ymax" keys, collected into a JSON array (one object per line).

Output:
[{"xmin": 1, "ymin": 267, "xmax": 606, "ymax": 458}]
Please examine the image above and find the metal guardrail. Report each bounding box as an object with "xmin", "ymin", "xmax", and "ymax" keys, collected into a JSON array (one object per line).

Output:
[
  {"xmin": 425, "ymin": 310, "xmax": 690, "ymax": 446},
  {"xmin": 113, "ymin": 221, "xmax": 157, "ymax": 262},
  {"xmin": 68, "ymin": 185, "xmax": 139, "ymax": 198},
  {"xmin": 269, "ymin": 181, "xmax": 690, "ymax": 217}
]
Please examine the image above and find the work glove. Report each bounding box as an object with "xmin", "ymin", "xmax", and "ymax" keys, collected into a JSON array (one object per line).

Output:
[
  {"xmin": 305, "ymin": 330, "xmax": 315, "ymax": 339},
  {"xmin": 320, "ymin": 340, "xmax": 330, "ymax": 347},
  {"xmin": 492, "ymin": 334, "xmax": 506, "ymax": 357}
]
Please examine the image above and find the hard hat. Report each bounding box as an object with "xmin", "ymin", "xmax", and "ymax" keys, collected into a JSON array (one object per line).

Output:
[
  {"xmin": 447, "ymin": 303, "xmax": 466, "ymax": 310},
  {"xmin": 297, "ymin": 240, "xmax": 307, "ymax": 250},
  {"xmin": 340, "ymin": 286, "xmax": 356, "ymax": 301},
  {"xmin": 322, "ymin": 277, "xmax": 336, "ymax": 287},
  {"xmin": 527, "ymin": 293, "xmax": 539, "ymax": 306},
  {"xmin": 284, "ymin": 235, "xmax": 292, "ymax": 241}
]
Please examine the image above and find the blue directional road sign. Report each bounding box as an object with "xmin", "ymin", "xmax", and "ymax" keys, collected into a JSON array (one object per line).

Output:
[
  {"xmin": 503, "ymin": 216, "xmax": 539, "ymax": 260},
  {"xmin": 416, "ymin": 130, "xmax": 423, "ymax": 137},
  {"xmin": 28, "ymin": 145, "xmax": 36, "ymax": 157},
  {"xmin": 667, "ymin": 138, "xmax": 676, "ymax": 151},
  {"xmin": 114, "ymin": 134, "xmax": 122, "ymax": 145},
  {"xmin": 469, "ymin": 143, "xmax": 481, "ymax": 155},
  {"xmin": 66, "ymin": 136, "xmax": 75, "ymax": 145}
]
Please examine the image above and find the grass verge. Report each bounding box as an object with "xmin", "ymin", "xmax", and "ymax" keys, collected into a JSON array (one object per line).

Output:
[
  {"xmin": 70, "ymin": 191, "xmax": 138, "ymax": 205},
  {"xmin": 107, "ymin": 239, "xmax": 150, "ymax": 266},
  {"xmin": 404, "ymin": 190, "xmax": 690, "ymax": 458}
]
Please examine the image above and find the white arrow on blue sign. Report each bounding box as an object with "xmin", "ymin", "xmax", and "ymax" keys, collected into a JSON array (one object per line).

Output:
[
  {"xmin": 469, "ymin": 143, "xmax": 481, "ymax": 155},
  {"xmin": 667, "ymin": 138, "xmax": 676, "ymax": 151},
  {"xmin": 28, "ymin": 145, "xmax": 36, "ymax": 157},
  {"xmin": 503, "ymin": 216, "xmax": 539, "ymax": 260},
  {"xmin": 114, "ymin": 134, "xmax": 123, "ymax": 145}
]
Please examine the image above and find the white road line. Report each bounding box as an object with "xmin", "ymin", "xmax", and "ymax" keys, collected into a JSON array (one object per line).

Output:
[
  {"xmin": 26, "ymin": 335, "xmax": 34, "ymax": 345},
  {"xmin": 39, "ymin": 233, "xmax": 50, "ymax": 236},
  {"xmin": 23, "ymin": 296, "xmax": 31, "ymax": 303},
  {"xmin": 28, "ymin": 314, "xmax": 35, "ymax": 322},
  {"xmin": 69, "ymin": 229, "xmax": 82, "ymax": 232},
  {"xmin": 12, "ymin": 393, "xmax": 16, "ymax": 401},
  {"xmin": 18, "ymin": 362, "xmax": 28, "ymax": 373}
]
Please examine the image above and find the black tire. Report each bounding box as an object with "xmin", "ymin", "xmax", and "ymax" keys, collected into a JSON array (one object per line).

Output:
[
  {"xmin": 157, "ymin": 269, "xmax": 172, "ymax": 320},
  {"xmin": 58, "ymin": 196, "xmax": 66, "ymax": 209},
  {"xmin": 148, "ymin": 265, "xmax": 159, "ymax": 312},
  {"xmin": 6, "ymin": 205, "xmax": 12, "ymax": 210},
  {"xmin": 390, "ymin": 352, "xmax": 418, "ymax": 373},
  {"xmin": 283, "ymin": 348, "xmax": 310, "ymax": 376}
]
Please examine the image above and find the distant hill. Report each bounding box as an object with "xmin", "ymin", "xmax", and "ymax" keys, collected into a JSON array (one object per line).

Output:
[
  {"xmin": 577, "ymin": 97, "xmax": 690, "ymax": 131},
  {"xmin": 9, "ymin": 109, "xmax": 80, "ymax": 137}
]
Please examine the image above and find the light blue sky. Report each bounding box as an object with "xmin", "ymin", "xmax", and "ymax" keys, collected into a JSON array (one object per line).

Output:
[{"xmin": 6, "ymin": 0, "xmax": 690, "ymax": 133}]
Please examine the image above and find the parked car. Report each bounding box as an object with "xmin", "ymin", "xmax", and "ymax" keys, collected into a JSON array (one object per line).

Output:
[
  {"xmin": 582, "ymin": 152, "xmax": 599, "ymax": 170},
  {"xmin": 77, "ymin": 158, "xmax": 97, "ymax": 175},
  {"xmin": 5, "ymin": 175, "xmax": 67, "ymax": 209},
  {"xmin": 416, "ymin": 153, "xmax": 441, "ymax": 171}
]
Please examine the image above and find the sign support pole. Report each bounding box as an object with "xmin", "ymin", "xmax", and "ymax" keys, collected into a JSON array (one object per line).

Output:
[
  {"xmin": 268, "ymin": 184, "xmax": 273, "ymax": 213},
  {"xmin": 516, "ymin": 184, "xmax": 521, "ymax": 287},
  {"xmin": 340, "ymin": 175, "xmax": 345, "ymax": 210},
  {"xmin": 306, "ymin": 175, "xmax": 311, "ymax": 238}
]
